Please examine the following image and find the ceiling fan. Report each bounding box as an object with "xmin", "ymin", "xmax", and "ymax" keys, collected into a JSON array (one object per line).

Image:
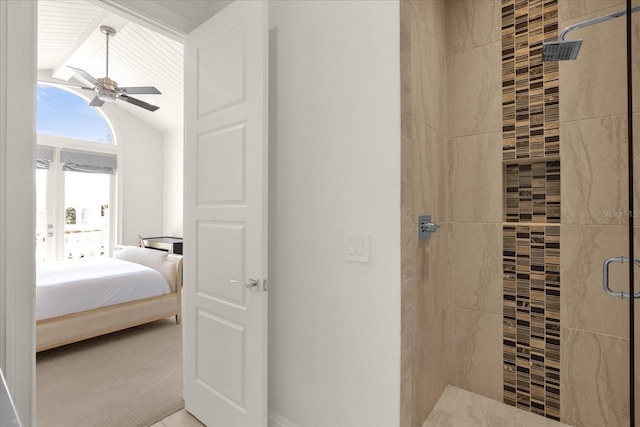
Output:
[{"xmin": 67, "ymin": 25, "xmax": 161, "ymax": 112}]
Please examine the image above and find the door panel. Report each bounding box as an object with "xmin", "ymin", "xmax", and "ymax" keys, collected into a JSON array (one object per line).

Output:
[
  {"xmin": 196, "ymin": 310, "xmax": 246, "ymax": 407},
  {"xmin": 184, "ymin": 1, "xmax": 268, "ymax": 426},
  {"xmin": 197, "ymin": 125, "xmax": 246, "ymax": 205},
  {"xmin": 197, "ymin": 22, "xmax": 246, "ymax": 115},
  {"xmin": 196, "ymin": 222, "xmax": 245, "ymax": 305}
]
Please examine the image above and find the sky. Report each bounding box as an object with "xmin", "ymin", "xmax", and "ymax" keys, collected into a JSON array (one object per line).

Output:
[{"xmin": 36, "ymin": 85, "xmax": 113, "ymax": 144}]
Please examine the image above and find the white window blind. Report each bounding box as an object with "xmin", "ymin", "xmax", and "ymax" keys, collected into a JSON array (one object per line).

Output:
[
  {"xmin": 60, "ymin": 150, "xmax": 117, "ymax": 174},
  {"xmin": 35, "ymin": 145, "xmax": 55, "ymax": 170}
]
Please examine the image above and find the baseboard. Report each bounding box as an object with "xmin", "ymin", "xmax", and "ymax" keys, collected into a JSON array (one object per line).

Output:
[{"xmin": 268, "ymin": 410, "xmax": 299, "ymax": 427}]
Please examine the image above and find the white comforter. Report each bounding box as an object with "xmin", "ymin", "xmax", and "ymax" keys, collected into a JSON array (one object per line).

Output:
[{"xmin": 36, "ymin": 257, "xmax": 171, "ymax": 321}]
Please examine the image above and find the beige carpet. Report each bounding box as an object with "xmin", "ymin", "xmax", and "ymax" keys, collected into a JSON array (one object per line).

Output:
[{"xmin": 37, "ymin": 318, "xmax": 184, "ymax": 427}]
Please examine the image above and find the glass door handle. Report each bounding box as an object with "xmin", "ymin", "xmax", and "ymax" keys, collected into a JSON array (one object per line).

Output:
[{"xmin": 603, "ymin": 256, "xmax": 640, "ymax": 299}]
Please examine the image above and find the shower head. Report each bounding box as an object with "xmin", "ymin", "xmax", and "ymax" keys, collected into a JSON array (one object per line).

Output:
[
  {"xmin": 541, "ymin": 4, "xmax": 640, "ymax": 62},
  {"xmin": 541, "ymin": 39, "xmax": 583, "ymax": 62}
]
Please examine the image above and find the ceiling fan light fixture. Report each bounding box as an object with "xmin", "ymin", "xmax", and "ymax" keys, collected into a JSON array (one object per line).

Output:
[
  {"xmin": 66, "ymin": 25, "xmax": 161, "ymax": 112},
  {"xmin": 97, "ymin": 77, "xmax": 117, "ymax": 91}
]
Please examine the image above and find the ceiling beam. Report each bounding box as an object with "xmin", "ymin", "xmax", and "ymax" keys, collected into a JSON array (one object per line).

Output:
[{"xmin": 52, "ymin": 11, "xmax": 128, "ymax": 81}]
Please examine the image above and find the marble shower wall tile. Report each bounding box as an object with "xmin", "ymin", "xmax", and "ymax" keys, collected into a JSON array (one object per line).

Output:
[
  {"xmin": 450, "ymin": 307, "xmax": 503, "ymax": 402},
  {"xmin": 560, "ymin": 114, "xmax": 629, "ymax": 226},
  {"xmin": 414, "ymin": 309, "xmax": 447, "ymax": 427},
  {"xmin": 445, "ymin": 54, "xmax": 454, "ymax": 142},
  {"xmin": 401, "ymin": 279, "xmax": 414, "ymax": 427},
  {"xmin": 409, "ymin": 6, "xmax": 447, "ymax": 136},
  {"xmin": 560, "ymin": 225, "xmax": 629, "ymax": 338},
  {"xmin": 425, "ymin": 385, "xmax": 573, "ymax": 427},
  {"xmin": 451, "ymin": 41, "xmax": 501, "ymax": 138},
  {"xmin": 400, "ymin": 0, "xmax": 410, "ymax": 70},
  {"xmin": 559, "ymin": 0, "xmax": 624, "ymax": 22},
  {"xmin": 633, "ymin": 114, "xmax": 640, "ymax": 211},
  {"xmin": 448, "ymin": 132, "xmax": 502, "ymax": 223},
  {"xmin": 401, "ymin": 134, "xmax": 414, "ymax": 211},
  {"xmin": 561, "ymin": 327, "xmax": 630, "ymax": 427},
  {"xmin": 416, "ymin": 223, "xmax": 448, "ymax": 327},
  {"xmin": 634, "ymin": 10, "xmax": 640, "ymax": 113},
  {"xmin": 446, "ymin": 0, "xmax": 501, "ymax": 55},
  {"xmin": 402, "ymin": 66, "xmax": 412, "ymax": 139},
  {"xmin": 632, "ymin": 226, "xmax": 640, "ymax": 336},
  {"xmin": 412, "ymin": 119, "xmax": 448, "ymax": 224},
  {"xmin": 401, "ymin": 375, "xmax": 413, "ymax": 427},
  {"xmin": 400, "ymin": 1, "xmax": 413, "ymax": 421},
  {"xmin": 402, "ymin": 275, "xmax": 416, "ymax": 351},
  {"xmin": 402, "ymin": 207, "xmax": 418, "ymax": 283},
  {"xmin": 445, "ymin": 306, "xmax": 455, "ymax": 386},
  {"xmin": 562, "ymin": 2, "xmax": 640, "ymax": 115},
  {"xmin": 449, "ymin": 222, "xmax": 502, "ymax": 315},
  {"xmin": 400, "ymin": 266, "xmax": 416, "ymax": 427},
  {"xmin": 400, "ymin": 0, "xmax": 449, "ymax": 424},
  {"xmin": 409, "ymin": 0, "xmax": 446, "ymax": 52},
  {"xmin": 445, "ymin": 225, "xmax": 454, "ymax": 308},
  {"xmin": 559, "ymin": 5, "xmax": 627, "ymax": 123},
  {"xmin": 446, "ymin": 0, "xmax": 504, "ymax": 410}
]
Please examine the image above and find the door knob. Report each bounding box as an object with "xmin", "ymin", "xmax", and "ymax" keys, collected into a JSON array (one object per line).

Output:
[{"xmin": 229, "ymin": 278, "xmax": 259, "ymax": 289}]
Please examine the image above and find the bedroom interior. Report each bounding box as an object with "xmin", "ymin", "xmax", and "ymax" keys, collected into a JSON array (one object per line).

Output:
[
  {"xmin": 30, "ymin": 2, "xmax": 401, "ymax": 426},
  {"xmin": 7, "ymin": 1, "xmax": 401, "ymax": 426},
  {"xmin": 35, "ymin": 0, "xmax": 190, "ymax": 424}
]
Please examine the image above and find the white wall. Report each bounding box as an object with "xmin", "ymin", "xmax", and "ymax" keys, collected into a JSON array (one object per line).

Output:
[
  {"xmin": 0, "ymin": 1, "xmax": 36, "ymax": 424},
  {"xmin": 163, "ymin": 129, "xmax": 183, "ymax": 237},
  {"xmin": 268, "ymin": 1, "xmax": 401, "ymax": 425},
  {"xmin": 103, "ymin": 105, "xmax": 166, "ymax": 246}
]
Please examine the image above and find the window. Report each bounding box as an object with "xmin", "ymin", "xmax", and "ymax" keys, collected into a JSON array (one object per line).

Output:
[
  {"xmin": 36, "ymin": 84, "xmax": 120, "ymax": 263},
  {"xmin": 37, "ymin": 84, "xmax": 113, "ymax": 144}
]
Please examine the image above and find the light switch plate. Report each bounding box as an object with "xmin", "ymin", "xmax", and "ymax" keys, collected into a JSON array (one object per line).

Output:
[{"xmin": 344, "ymin": 233, "xmax": 370, "ymax": 263}]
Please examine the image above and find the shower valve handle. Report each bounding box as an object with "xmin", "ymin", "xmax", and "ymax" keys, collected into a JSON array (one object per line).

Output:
[
  {"xmin": 420, "ymin": 222, "xmax": 440, "ymax": 233},
  {"xmin": 418, "ymin": 215, "xmax": 440, "ymax": 241}
]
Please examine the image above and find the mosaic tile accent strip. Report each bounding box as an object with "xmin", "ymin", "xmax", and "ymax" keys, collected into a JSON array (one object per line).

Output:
[
  {"xmin": 504, "ymin": 161, "xmax": 560, "ymax": 223},
  {"xmin": 502, "ymin": 0, "xmax": 559, "ymax": 161},
  {"xmin": 502, "ymin": 0, "xmax": 561, "ymax": 421},
  {"xmin": 503, "ymin": 225, "xmax": 560, "ymax": 420}
]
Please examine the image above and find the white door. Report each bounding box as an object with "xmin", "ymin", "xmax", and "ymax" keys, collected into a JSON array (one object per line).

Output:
[{"xmin": 183, "ymin": 1, "xmax": 268, "ymax": 426}]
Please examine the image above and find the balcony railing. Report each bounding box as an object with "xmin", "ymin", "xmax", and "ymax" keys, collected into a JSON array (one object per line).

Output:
[{"xmin": 36, "ymin": 228, "xmax": 107, "ymax": 263}]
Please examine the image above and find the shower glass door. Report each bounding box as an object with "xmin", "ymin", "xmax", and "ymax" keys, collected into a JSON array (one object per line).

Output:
[{"xmin": 555, "ymin": 1, "xmax": 637, "ymax": 425}]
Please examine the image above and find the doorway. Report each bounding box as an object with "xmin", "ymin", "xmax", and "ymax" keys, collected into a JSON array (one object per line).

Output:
[{"xmin": 35, "ymin": 1, "xmax": 186, "ymax": 424}]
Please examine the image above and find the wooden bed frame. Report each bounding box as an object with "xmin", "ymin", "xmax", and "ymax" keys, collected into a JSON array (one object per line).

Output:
[{"xmin": 36, "ymin": 245, "xmax": 183, "ymax": 352}]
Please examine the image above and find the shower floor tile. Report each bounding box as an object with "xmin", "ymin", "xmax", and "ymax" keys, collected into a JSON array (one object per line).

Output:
[{"xmin": 424, "ymin": 386, "xmax": 572, "ymax": 427}]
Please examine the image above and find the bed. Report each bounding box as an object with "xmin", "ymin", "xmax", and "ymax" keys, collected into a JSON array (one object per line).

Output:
[{"xmin": 36, "ymin": 245, "xmax": 182, "ymax": 352}]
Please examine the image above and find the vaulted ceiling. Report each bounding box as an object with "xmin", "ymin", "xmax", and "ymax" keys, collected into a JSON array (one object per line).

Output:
[{"xmin": 38, "ymin": 0, "xmax": 185, "ymax": 134}]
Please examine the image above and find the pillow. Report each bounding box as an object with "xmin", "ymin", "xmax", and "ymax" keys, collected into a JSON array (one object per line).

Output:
[
  {"xmin": 114, "ymin": 246, "xmax": 168, "ymax": 273},
  {"xmin": 113, "ymin": 246, "xmax": 179, "ymax": 291}
]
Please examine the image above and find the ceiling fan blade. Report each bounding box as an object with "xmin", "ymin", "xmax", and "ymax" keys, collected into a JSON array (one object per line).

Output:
[
  {"xmin": 89, "ymin": 96, "xmax": 105, "ymax": 107},
  {"xmin": 41, "ymin": 81, "xmax": 94, "ymax": 92},
  {"xmin": 119, "ymin": 94, "xmax": 159, "ymax": 112},
  {"xmin": 118, "ymin": 86, "xmax": 161, "ymax": 95},
  {"xmin": 67, "ymin": 66, "xmax": 101, "ymax": 87}
]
